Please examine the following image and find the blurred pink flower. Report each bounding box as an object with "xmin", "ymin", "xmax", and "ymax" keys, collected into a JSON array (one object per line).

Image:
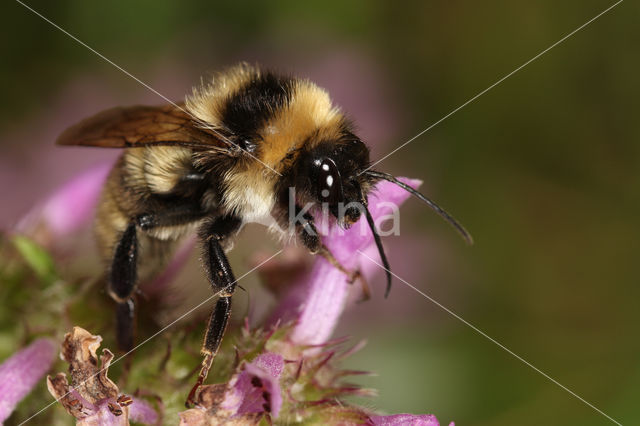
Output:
[
  {"xmin": 129, "ymin": 398, "xmax": 160, "ymax": 424},
  {"xmin": 16, "ymin": 161, "xmax": 112, "ymax": 243},
  {"xmin": 0, "ymin": 338, "xmax": 57, "ymax": 423},
  {"xmin": 16, "ymin": 159, "xmax": 193, "ymax": 295},
  {"xmin": 370, "ymin": 414, "xmax": 454, "ymax": 426}
]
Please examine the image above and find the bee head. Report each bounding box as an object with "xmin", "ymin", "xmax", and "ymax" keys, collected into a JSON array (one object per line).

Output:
[{"xmin": 295, "ymin": 136, "xmax": 375, "ymax": 226}]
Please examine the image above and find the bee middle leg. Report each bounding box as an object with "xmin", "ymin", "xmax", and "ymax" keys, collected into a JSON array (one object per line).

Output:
[
  {"xmin": 109, "ymin": 203, "xmax": 207, "ymax": 352},
  {"xmin": 135, "ymin": 201, "xmax": 206, "ymax": 230},
  {"xmin": 186, "ymin": 215, "xmax": 242, "ymax": 407}
]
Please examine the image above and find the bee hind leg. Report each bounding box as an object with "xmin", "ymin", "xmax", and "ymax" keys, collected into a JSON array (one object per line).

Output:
[
  {"xmin": 108, "ymin": 222, "xmax": 139, "ymax": 353},
  {"xmin": 186, "ymin": 215, "xmax": 241, "ymax": 408}
]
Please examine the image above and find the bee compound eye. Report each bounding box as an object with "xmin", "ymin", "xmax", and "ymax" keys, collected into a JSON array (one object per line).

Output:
[{"xmin": 317, "ymin": 158, "xmax": 344, "ymax": 205}]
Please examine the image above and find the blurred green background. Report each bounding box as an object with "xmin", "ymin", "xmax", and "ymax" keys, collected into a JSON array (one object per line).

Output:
[{"xmin": 1, "ymin": 1, "xmax": 638, "ymax": 425}]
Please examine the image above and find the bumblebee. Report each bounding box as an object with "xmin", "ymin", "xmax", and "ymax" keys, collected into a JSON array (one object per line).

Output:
[{"xmin": 57, "ymin": 63, "xmax": 472, "ymax": 406}]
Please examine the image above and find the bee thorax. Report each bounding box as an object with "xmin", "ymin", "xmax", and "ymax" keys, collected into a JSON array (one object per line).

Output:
[{"xmin": 222, "ymin": 171, "xmax": 276, "ymax": 225}]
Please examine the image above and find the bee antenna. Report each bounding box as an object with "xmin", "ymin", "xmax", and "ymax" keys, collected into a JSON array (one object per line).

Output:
[
  {"xmin": 364, "ymin": 170, "xmax": 474, "ymax": 245},
  {"xmin": 356, "ymin": 183, "xmax": 393, "ymax": 298}
]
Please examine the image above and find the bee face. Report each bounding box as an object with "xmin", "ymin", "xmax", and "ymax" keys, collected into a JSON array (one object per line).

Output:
[{"xmin": 292, "ymin": 136, "xmax": 373, "ymax": 225}]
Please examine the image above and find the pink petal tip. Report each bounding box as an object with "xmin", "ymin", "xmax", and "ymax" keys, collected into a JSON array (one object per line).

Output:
[{"xmin": 0, "ymin": 338, "xmax": 57, "ymax": 422}]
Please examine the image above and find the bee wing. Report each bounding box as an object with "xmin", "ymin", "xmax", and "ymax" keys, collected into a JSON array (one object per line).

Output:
[{"xmin": 56, "ymin": 104, "xmax": 229, "ymax": 150}]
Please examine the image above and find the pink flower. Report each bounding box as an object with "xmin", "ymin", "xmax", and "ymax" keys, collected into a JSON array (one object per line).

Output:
[
  {"xmin": 0, "ymin": 338, "xmax": 57, "ymax": 423},
  {"xmin": 271, "ymin": 178, "xmax": 421, "ymax": 345},
  {"xmin": 370, "ymin": 414, "xmax": 454, "ymax": 426},
  {"xmin": 182, "ymin": 177, "xmax": 454, "ymax": 424},
  {"xmin": 9, "ymin": 162, "xmax": 454, "ymax": 424},
  {"xmin": 180, "ymin": 352, "xmax": 285, "ymax": 425},
  {"xmin": 220, "ymin": 352, "xmax": 284, "ymax": 418},
  {"xmin": 129, "ymin": 398, "xmax": 160, "ymax": 424},
  {"xmin": 16, "ymin": 162, "xmax": 112, "ymax": 245}
]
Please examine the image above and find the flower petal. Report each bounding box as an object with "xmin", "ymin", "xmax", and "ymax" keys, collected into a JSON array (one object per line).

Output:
[
  {"xmin": 17, "ymin": 162, "xmax": 112, "ymax": 239},
  {"xmin": 287, "ymin": 259, "xmax": 351, "ymax": 345},
  {"xmin": 370, "ymin": 413, "xmax": 451, "ymax": 426},
  {"xmin": 221, "ymin": 352, "xmax": 284, "ymax": 418},
  {"xmin": 129, "ymin": 397, "xmax": 159, "ymax": 425},
  {"xmin": 0, "ymin": 338, "xmax": 56, "ymax": 423},
  {"xmin": 324, "ymin": 178, "xmax": 421, "ymax": 262},
  {"xmin": 77, "ymin": 401, "xmax": 128, "ymax": 426}
]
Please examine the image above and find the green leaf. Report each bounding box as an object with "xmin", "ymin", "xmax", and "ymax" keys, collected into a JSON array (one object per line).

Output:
[{"xmin": 12, "ymin": 235, "xmax": 57, "ymax": 284}]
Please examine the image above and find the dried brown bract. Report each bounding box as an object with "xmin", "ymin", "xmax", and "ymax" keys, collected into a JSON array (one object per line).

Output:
[
  {"xmin": 60, "ymin": 327, "xmax": 119, "ymax": 403},
  {"xmin": 47, "ymin": 327, "xmax": 134, "ymax": 425}
]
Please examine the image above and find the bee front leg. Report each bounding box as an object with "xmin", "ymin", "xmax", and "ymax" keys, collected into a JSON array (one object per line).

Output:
[
  {"xmin": 108, "ymin": 222, "xmax": 139, "ymax": 353},
  {"xmin": 293, "ymin": 204, "xmax": 354, "ymax": 279},
  {"xmin": 186, "ymin": 215, "xmax": 241, "ymax": 408},
  {"xmin": 293, "ymin": 204, "xmax": 322, "ymax": 254}
]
